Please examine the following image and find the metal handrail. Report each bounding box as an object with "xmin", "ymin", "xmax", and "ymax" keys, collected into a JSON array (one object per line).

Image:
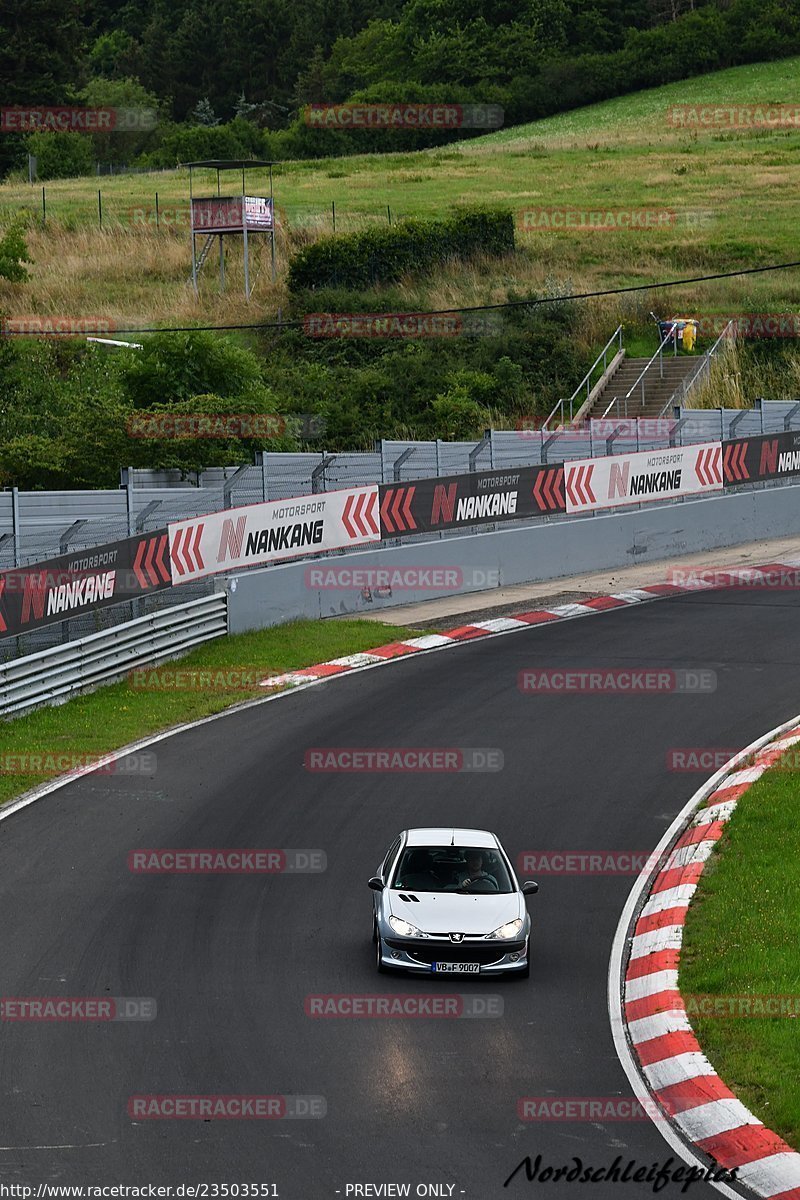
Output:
[
  {"xmin": 543, "ymin": 325, "xmax": 623, "ymax": 430},
  {"xmin": 658, "ymin": 320, "xmax": 735, "ymax": 417},
  {"xmin": 602, "ymin": 327, "xmax": 679, "ymax": 421}
]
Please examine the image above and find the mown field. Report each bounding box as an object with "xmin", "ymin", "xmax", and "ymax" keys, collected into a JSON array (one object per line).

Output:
[{"xmin": 2, "ymin": 58, "xmax": 800, "ymax": 332}]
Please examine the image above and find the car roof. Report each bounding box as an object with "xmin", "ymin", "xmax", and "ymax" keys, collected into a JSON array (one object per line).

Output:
[{"xmin": 404, "ymin": 828, "xmax": 499, "ymax": 848}]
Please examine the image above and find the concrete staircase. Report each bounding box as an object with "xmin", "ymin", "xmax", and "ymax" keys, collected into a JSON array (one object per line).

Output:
[{"xmin": 584, "ymin": 353, "xmax": 700, "ymax": 421}]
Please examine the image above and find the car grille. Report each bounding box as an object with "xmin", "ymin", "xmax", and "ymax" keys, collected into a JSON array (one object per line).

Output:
[{"xmin": 385, "ymin": 939, "xmax": 523, "ymax": 966}]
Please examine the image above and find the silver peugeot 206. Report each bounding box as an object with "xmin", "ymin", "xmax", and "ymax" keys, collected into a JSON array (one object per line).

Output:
[{"xmin": 369, "ymin": 827, "xmax": 538, "ymax": 978}]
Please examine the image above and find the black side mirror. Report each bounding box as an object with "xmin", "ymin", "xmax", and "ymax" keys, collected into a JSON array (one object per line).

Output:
[
  {"xmin": 368, "ymin": 876, "xmax": 384, "ymax": 891},
  {"xmin": 522, "ymin": 880, "xmax": 539, "ymax": 896}
]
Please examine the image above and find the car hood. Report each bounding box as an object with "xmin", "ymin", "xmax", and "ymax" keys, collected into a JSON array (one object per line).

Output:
[{"xmin": 387, "ymin": 890, "xmax": 522, "ymax": 935}]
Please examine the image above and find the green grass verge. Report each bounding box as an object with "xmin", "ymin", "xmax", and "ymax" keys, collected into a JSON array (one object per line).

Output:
[
  {"xmin": 0, "ymin": 618, "xmax": 423, "ymax": 809},
  {"xmin": 680, "ymin": 758, "xmax": 800, "ymax": 1147}
]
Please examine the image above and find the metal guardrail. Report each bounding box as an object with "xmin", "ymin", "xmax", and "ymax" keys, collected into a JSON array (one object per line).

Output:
[
  {"xmin": 602, "ymin": 327, "xmax": 679, "ymax": 420},
  {"xmin": 543, "ymin": 326, "xmax": 623, "ymax": 430},
  {"xmin": 658, "ymin": 320, "xmax": 736, "ymax": 417},
  {"xmin": 0, "ymin": 592, "xmax": 227, "ymax": 719}
]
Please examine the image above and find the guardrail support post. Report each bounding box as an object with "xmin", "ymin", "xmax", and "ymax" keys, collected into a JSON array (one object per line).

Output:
[
  {"xmin": 135, "ymin": 500, "xmax": 162, "ymax": 533},
  {"xmin": 311, "ymin": 455, "xmax": 336, "ymax": 494},
  {"xmin": 223, "ymin": 464, "xmax": 249, "ymax": 509},
  {"xmin": 728, "ymin": 410, "xmax": 748, "ymax": 439},
  {"xmin": 541, "ymin": 433, "xmax": 560, "ymax": 465},
  {"xmin": 783, "ymin": 401, "xmax": 800, "ymax": 431},
  {"xmin": 11, "ymin": 487, "xmax": 20, "ymax": 567},
  {"xmin": 123, "ymin": 468, "xmax": 134, "ymax": 537},
  {"xmin": 668, "ymin": 417, "xmax": 687, "ymax": 449},
  {"xmin": 469, "ymin": 432, "xmax": 491, "ymax": 473},
  {"xmin": 392, "ymin": 448, "xmax": 415, "ymax": 483}
]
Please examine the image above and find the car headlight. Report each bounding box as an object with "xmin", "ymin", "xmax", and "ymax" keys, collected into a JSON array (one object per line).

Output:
[
  {"xmin": 388, "ymin": 915, "xmax": 423, "ymax": 938},
  {"xmin": 486, "ymin": 918, "xmax": 524, "ymax": 941}
]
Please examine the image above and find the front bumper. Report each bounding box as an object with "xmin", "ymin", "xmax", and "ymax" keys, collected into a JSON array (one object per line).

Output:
[{"xmin": 381, "ymin": 936, "xmax": 528, "ymax": 975}]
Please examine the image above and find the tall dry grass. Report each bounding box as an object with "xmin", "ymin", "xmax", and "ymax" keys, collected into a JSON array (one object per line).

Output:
[{"xmin": 687, "ymin": 336, "xmax": 800, "ymax": 409}]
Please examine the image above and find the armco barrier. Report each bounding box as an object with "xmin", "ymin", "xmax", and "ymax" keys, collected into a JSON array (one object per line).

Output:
[
  {"xmin": 222, "ymin": 482, "xmax": 800, "ymax": 630},
  {"xmin": 0, "ymin": 593, "xmax": 226, "ymax": 718},
  {"xmin": 0, "ymin": 427, "xmax": 794, "ymax": 651}
]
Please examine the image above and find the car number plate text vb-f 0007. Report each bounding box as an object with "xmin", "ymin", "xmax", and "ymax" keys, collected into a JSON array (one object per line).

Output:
[{"xmin": 432, "ymin": 962, "xmax": 480, "ymax": 973}]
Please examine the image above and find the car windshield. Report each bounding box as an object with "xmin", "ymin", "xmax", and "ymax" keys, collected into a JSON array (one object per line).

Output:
[{"xmin": 391, "ymin": 845, "xmax": 514, "ymax": 894}]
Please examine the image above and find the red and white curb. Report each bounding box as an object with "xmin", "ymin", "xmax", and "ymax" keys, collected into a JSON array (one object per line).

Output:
[
  {"xmin": 612, "ymin": 717, "xmax": 800, "ymax": 1199},
  {"xmin": 259, "ymin": 581, "xmax": 714, "ymax": 689},
  {"xmin": 261, "ymin": 560, "xmax": 800, "ymax": 690}
]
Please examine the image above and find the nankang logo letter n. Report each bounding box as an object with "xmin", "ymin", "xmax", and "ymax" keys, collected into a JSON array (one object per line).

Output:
[{"xmin": 217, "ymin": 516, "xmax": 247, "ymax": 563}]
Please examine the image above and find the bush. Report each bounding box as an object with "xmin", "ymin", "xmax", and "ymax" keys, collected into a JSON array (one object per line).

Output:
[
  {"xmin": 0, "ymin": 221, "xmax": 31, "ymax": 282},
  {"xmin": 25, "ymin": 131, "xmax": 95, "ymax": 180},
  {"xmin": 139, "ymin": 119, "xmax": 270, "ymax": 169},
  {"xmin": 116, "ymin": 330, "xmax": 264, "ymax": 408},
  {"xmin": 288, "ymin": 207, "xmax": 515, "ymax": 291}
]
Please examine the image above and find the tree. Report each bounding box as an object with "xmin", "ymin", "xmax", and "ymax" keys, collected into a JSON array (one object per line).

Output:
[
  {"xmin": 191, "ymin": 97, "xmax": 220, "ymax": 126},
  {"xmin": 0, "ymin": 0, "xmax": 87, "ymax": 177},
  {"xmin": 79, "ymin": 76, "xmax": 161, "ymax": 163}
]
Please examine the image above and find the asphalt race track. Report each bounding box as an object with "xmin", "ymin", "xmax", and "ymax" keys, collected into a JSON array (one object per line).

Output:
[{"xmin": 2, "ymin": 585, "xmax": 798, "ymax": 1198}]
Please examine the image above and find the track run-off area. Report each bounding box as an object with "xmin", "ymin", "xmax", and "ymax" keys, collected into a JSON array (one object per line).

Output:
[{"xmin": 2, "ymin": 583, "xmax": 799, "ymax": 1198}]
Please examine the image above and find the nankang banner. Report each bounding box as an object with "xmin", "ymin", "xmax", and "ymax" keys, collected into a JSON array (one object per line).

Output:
[
  {"xmin": 723, "ymin": 430, "xmax": 800, "ymax": 485},
  {"xmin": 564, "ymin": 442, "xmax": 723, "ymax": 515},
  {"xmin": 378, "ymin": 464, "xmax": 565, "ymax": 536},
  {"xmin": 168, "ymin": 486, "xmax": 380, "ymax": 583},
  {"xmin": 0, "ymin": 530, "xmax": 171, "ymax": 638}
]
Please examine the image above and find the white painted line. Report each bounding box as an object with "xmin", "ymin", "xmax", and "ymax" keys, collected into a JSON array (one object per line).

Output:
[
  {"xmin": 673, "ymin": 1099, "xmax": 759, "ymax": 1142},
  {"xmin": 608, "ymin": 712, "xmax": 800, "ymax": 1199},
  {"xmin": 640, "ymin": 884, "xmax": 697, "ymax": 918},
  {"xmin": 540, "ymin": 603, "xmax": 596, "ymax": 618},
  {"xmin": 470, "ymin": 617, "xmax": 530, "ymax": 632},
  {"xmin": 628, "ymin": 1010, "xmax": 692, "ymax": 1046},
  {"xmin": 326, "ymin": 653, "xmax": 389, "ymax": 668},
  {"xmin": 609, "ymin": 590, "xmax": 649, "ymax": 603},
  {"xmin": 642, "ymin": 1053, "xmax": 716, "ymax": 1091},
  {"xmin": 399, "ymin": 634, "xmax": 455, "ymax": 649},
  {"xmin": 629, "ymin": 925, "xmax": 685, "ymax": 960},
  {"xmin": 663, "ymin": 839, "xmax": 717, "ymax": 868},
  {"xmin": 625, "ymin": 969, "xmax": 680, "ymax": 1002},
  {"xmin": 736, "ymin": 1152, "xmax": 800, "ymax": 1195},
  {"xmin": 720, "ymin": 763, "xmax": 769, "ymax": 787},
  {"xmin": 692, "ymin": 802, "xmax": 738, "ymax": 828}
]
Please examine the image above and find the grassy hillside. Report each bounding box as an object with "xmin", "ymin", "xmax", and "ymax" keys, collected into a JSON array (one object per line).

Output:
[{"xmin": 2, "ymin": 57, "xmax": 800, "ymax": 332}]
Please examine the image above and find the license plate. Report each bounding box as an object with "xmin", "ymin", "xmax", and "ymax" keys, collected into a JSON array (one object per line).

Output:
[{"xmin": 432, "ymin": 962, "xmax": 480, "ymax": 973}]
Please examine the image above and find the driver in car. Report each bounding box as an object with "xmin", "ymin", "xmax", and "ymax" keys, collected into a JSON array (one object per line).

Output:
[{"xmin": 457, "ymin": 851, "xmax": 498, "ymax": 890}]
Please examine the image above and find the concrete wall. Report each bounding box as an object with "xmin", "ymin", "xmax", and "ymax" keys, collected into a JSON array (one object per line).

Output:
[{"xmin": 221, "ymin": 483, "xmax": 800, "ymax": 633}]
